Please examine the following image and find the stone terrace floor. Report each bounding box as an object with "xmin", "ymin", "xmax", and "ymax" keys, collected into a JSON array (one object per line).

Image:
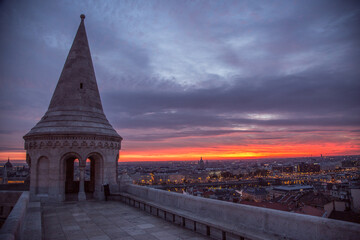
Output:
[{"xmin": 43, "ymin": 200, "xmax": 211, "ymax": 240}]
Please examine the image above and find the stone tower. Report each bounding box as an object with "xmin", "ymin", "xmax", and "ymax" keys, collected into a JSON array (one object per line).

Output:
[{"xmin": 23, "ymin": 15, "xmax": 122, "ymax": 202}]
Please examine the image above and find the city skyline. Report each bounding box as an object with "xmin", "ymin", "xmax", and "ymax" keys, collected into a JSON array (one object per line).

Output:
[{"xmin": 1, "ymin": 0, "xmax": 359, "ymax": 162}]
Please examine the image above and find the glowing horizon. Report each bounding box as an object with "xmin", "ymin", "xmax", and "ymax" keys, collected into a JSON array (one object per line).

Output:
[{"xmin": 1, "ymin": 141, "xmax": 358, "ymax": 162}]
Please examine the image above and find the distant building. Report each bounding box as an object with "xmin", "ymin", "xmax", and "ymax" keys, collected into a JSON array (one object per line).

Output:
[
  {"xmin": 272, "ymin": 165, "xmax": 294, "ymax": 173},
  {"xmin": 198, "ymin": 157, "xmax": 205, "ymax": 170},
  {"xmin": 168, "ymin": 174, "xmax": 185, "ymax": 183},
  {"xmin": 350, "ymin": 187, "xmax": 360, "ymax": 213},
  {"xmin": 330, "ymin": 184, "xmax": 351, "ymax": 200},
  {"xmin": 297, "ymin": 162, "xmax": 320, "ymax": 173},
  {"xmin": 273, "ymin": 185, "xmax": 314, "ymax": 192},
  {"xmin": 342, "ymin": 160, "xmax": 358, "ymax": 168},
  {"xmin": 270, "ymin": 185, "xmax": 314, "ymax": 199},
  {"xmin": 242, "ymin": 187, "xmax": 268, "ymax": 202},
  {"xmin": 2, "ymin": 164, "xmax": 8, "ymax": 184},
  {"xmin": 4, "ymin": 158, "xmax": 13, "ymax": 170}
]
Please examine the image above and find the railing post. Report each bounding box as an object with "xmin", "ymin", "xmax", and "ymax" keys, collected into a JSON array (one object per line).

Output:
[
  {"xmin": 194, "ymin": 221, "xmax": 196, "ymax": 231},
  {"xmin": 206, "ymin": 226, "xmax": 210, "ymax": 236},
  {"xmin": 182, "ymin": 217, "xmax": 185, "ymax": 227}
]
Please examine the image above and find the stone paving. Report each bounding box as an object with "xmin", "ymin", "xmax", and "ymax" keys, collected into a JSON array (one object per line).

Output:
[{"xmin": 43, "ymin": 200, "xmax": 210, "ymax": 240}]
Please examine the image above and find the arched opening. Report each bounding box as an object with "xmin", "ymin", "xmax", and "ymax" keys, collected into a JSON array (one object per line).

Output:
[
  {"xmin": 65, "ymin": 157, "xmax": 79, "ymax": 199},
  {"xmin": 84, "ymin": 158, "xmax": 95, "ymax": 198},
  {"xmin": 86, "ymin": 153, "xmax": 103, "ymax": 200},
  {"xmin": 60, "ymin": 152, "xmax": 103, "ymax": 201}
]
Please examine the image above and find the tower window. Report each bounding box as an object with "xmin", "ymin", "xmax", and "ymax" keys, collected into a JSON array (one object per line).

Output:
[{"xmin": 80, "ymin": 83, "xmax": 83, "ymax": 89}]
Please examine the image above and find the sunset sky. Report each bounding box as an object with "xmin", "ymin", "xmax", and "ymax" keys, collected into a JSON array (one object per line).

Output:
[{"xmin": 0, "ymin": 0, "xmax": 359, "ymax": 162}]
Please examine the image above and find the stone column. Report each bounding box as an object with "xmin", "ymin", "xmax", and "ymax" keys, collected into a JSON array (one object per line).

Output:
[{"xmin": 78, "ymin": 166, "xmax": 86, "ymax": 201}]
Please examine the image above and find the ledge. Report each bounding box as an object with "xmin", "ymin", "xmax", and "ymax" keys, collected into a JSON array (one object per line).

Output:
[
  {"xmin": 120, "ymin": 184, "xmax": 360, "ymax": 240},
  {"xmin": 0, "ymin": 192, "xmax": 29, "ymax": 240}
]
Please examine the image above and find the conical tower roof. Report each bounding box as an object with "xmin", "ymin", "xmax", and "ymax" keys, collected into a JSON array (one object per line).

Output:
[{"xmin": 24, "ymin": 15, "xmax": 121, "ymax": 140}]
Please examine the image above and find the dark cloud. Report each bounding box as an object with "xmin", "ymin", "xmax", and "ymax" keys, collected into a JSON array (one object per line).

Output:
[
  {"xmin": 0, "ymin": 147, "xmax": 24, "ymax": 151},
  {"xmin": 0, "ymin": 0, "xmax": 359, "ymax": 155},
  {"xmin": 125, "ymin": 129, "xmax": 263, "ymax": 142},
  {"xmin": 103, "ymin": 69, "xmax": 360, "ymax": 129}
]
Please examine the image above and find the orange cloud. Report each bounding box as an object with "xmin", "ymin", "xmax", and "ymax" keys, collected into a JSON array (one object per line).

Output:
[
  {"xmin": 0, "ymin": 151, "xmax": 26, "ymax": 161},
  {"xmin": 2, "ymin": 138, "xmax": 358, "ymax": 162},
  {"xmin": 119, "ymin": 142, "xmax": 359, "ymax": 162}
]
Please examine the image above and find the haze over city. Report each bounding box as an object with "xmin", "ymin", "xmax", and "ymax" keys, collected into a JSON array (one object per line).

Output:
[{"xmin": 0, "ymin": 0, "xmax": 359, "ymax": 162}]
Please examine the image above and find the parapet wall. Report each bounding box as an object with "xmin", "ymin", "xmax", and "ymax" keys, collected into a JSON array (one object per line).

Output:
[
  {"xmin": 0, "ymin": 191, "xmax": 29, "ymax": 240},
  {"xmin": 0, "ymin": 191, "xmax": 23, "ymax": 223},
  {"xmin": 124, "ymin": 184, "xmax": 360, "ymax": 240}
]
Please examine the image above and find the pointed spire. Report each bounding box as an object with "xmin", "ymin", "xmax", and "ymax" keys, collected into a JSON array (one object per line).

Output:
[
  {"xmin": 48, "ymin": 14, "xmax": 103, "ymax": 112},
  {"xmin": 24, "ymin": 15, "xmax": 121, "ymax": 139}
]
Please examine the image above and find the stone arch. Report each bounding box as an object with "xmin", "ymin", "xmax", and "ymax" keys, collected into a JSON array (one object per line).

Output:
[
  {"xmin": 36, "ymin": 156, "xmax": 49, "ymax": 195},
  {"xmin": 59, "ymin": 152, "xmax": 82, "ymax": 201},
  {"xmin": 85, "ymin": 152, "xmax": 104, "ymax": 200}
]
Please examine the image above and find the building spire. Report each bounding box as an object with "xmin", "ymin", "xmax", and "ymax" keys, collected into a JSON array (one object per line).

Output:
[
  {"xmin": 24, "ymin": 15, "xmax": 121, "ymax": 139},
  {"xmin": 48, "ymin": 14, "xmax": 103, "ymax": 112}
]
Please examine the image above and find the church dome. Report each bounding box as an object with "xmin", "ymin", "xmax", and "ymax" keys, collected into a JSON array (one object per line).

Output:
[{"xmin": 5, "ymin": 158, "xmax": 13, "ymax": 169}]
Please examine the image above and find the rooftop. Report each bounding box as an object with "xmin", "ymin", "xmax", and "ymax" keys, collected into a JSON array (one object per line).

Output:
[
  {"xmin": 43, "ymin": 200, "xmax": 210, "ymax": 240},
  {"xmin": 273, "ymin": 185, "xmax": 314, "ymax": 192}
]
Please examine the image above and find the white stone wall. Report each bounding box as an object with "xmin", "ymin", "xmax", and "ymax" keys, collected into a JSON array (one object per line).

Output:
[
  {"xmin": 0, "ymin": 192, "xmax": 29, "ymax": 240},
  {"xmin": 25, "ymin": 136, "xmax": 120, "ymax": 202},
  {"xmin": 351, "ymin": 188, "xmax": 360, "ymax": 213},
  {"xmin": 124, "ymin": 184, "xmax": 360, "ymax": 240}
]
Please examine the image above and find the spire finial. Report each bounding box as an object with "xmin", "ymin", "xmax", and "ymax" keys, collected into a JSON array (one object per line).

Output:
[{"xmin": 80, "ymin": 14, "xmax": 85, "ymax": 20}]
